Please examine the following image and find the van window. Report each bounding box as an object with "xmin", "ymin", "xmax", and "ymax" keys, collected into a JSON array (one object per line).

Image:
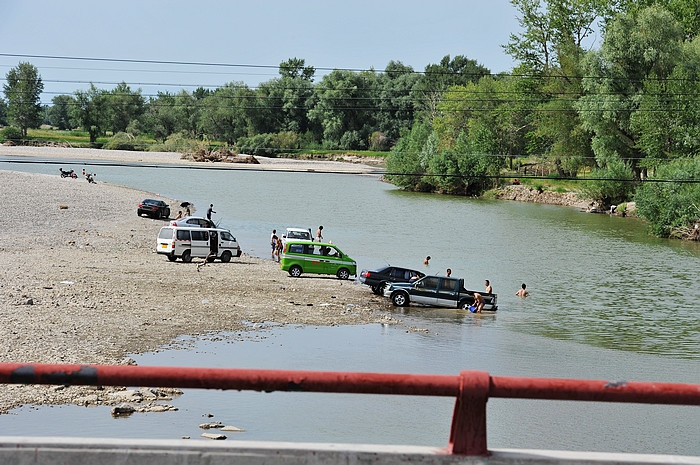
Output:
[
  {"xmin": 220, "ymin": 231, "xmax": 235, "ymax": 242},
  {"xmin": 176, "ymin": 230, "xmax": 191, "ymax": 240},
  {"xmin": 191, "ymin": 230, "xmax": 208, "ymax": 241},
  {"xmin": 288, "ymin": 243, "xmax": 308, "ymax": 254},
  {"xmin": 159, "ymin": 228, "xmax": 174, "ymax": 240}
]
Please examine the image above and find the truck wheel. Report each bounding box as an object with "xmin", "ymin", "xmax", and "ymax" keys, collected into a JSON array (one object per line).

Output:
[
  {"xmin": 337, "ymin": 268, "xmax": 350, "ymax": 280},
  {"xmin": 459, "ymin": 299, "xmax": 471, "ymax": 310},
  {"xmin": 181, "ymin": 250, "xmax": 192, "ymax": 263},
  {"xmin": 391, "ymin": 292, "xmax": 409, "ymax": 307},
  {"xmin": 220, "ymin": 251, "xmax": 232, "ymax": 263},
  {"xmin": 289, "ymin": 265, "xmax": 302, "ymax": 277}
]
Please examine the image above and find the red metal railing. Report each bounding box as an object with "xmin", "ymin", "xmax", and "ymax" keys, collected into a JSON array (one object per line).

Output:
[{"xmin": 0, "ymin": 363, "xmax": 698, "ymax": 456}]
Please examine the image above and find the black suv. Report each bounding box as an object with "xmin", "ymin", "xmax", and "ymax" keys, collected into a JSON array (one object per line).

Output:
[
  {"xmin": 137, "ymin": 199, "xmax": 170, "ymax": 219},
  {"xmin": 359, "ymin": 266, "xmax": 426, "ymax": 295}
]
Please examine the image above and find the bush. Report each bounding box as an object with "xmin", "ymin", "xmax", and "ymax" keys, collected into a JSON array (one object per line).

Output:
[
  {"xmin": 0, "ymin": 126, "xmax": 23, "ymax": 143},
  {"xmin": 634, "ymin": 158, "xmax": 700, "ymax": 237},
  {"xmin": 581, "ymin": 159, "xmax": 636, "ymax": 207},
  {"xmin": 103, "ymin": 132, "xmax": 147, "ymax": 151},
  {"xmin": 149, "ymin": 131, "xmax": 204, "ymax": 153}
]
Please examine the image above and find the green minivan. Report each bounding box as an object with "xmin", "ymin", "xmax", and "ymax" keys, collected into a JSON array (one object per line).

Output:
[{"xmin": 280, "ymin": 240, "xmax": 357, "ymax": 279}]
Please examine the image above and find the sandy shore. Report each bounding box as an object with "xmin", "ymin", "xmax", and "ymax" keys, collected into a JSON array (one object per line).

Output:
[
  {"xmin": 0, "ymin": 148, "xmax": 392, "ymax": 414},
  {"xmin": 0, "ymin": 145, "xmax": 384, "ymax": 174}
]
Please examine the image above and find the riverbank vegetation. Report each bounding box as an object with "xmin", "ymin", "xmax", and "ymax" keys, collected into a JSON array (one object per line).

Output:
[{"xmin": 1, "ymin": 1, "xmax": 698, "ymax": 239}]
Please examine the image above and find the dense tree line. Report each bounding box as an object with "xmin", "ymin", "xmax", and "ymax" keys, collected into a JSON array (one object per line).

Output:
[{"xmin": 1, "ymin": 0, "xmax": 698, "ymax": 238}]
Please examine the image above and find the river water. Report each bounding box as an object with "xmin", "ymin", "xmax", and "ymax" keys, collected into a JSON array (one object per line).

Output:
[{"xmin": 1, "ymin": 157, "xmax": 698, "ymax": 455}]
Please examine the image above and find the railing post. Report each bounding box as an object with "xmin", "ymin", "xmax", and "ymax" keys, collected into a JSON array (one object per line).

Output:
[{"xmin": 448, "ymin": 370, "xmax": 490, "ymax": 456}]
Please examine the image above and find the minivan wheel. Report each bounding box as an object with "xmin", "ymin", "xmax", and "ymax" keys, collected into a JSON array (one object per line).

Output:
[
  {"xmin": 289, "ymin": 265, "xmax": 302, "ymax": 277},
  {"xmin": 391, "ymin": 292, "xmax": 409, "ymax": 307},
  {"xmin": 181, "ymin": 250, "xmax": 192, "ymax": 263},
  {"xmin": 220, "ymin": 251, "xmax": 232, "ymax": 263},
  {"xmin": 337, "ymin": 268, "xmax": 350, "ymax": 280}
]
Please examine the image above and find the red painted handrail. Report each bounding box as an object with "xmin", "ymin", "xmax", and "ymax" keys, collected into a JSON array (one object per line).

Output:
[{"xmin": 0, "ymin": 363, "xmax": 698, "ymax": 456}]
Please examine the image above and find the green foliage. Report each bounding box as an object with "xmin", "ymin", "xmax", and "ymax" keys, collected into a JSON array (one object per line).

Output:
[
  {"xmin": 0, "ymin": 126, "xmax": 23, "ymax": 143},
  {"xmin": 634, "ymin": 158, "xmax": 700, "ymax": 237},
  {"xmin": 3, "ymin": 62, "xmax": 44, "ymax": 137},
  {"xmin": 385, "ymin": 123, "xmax": 432, "ymax": 190},
  {"xmin": 0, "ymin": 98, "xmax": 7, "ymax": 126},
  {"xmin": 581, "ymin": 158, "xmax": 636, "ymax": 206},
  {"xmin": 236, "ymin": 131, "xmax": 301, "ymax": 157},
  {"xmin": 71, "ymin": 84, "xmax": 109, "ymax": 144},
  {"xmin": 149, "ymin": 131, "xmax": 204, "ymax": 153},
  {"xmin": 102, "ymin": 132, "xmax": 148, "ymax": 151},
  {"xmin": 47, "ymin": 95, "xmax": 74, "ymax": 130}
]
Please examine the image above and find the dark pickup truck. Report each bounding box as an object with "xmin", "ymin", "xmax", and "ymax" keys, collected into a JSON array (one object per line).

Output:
[{"xmin": 385, "ymin": 275, "xmax": 497, "ymax": 311}]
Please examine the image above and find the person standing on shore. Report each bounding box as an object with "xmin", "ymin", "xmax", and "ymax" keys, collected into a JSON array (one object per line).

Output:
[
  {"xmin": 275, "ymin": 235, "xmax": 283, "ymax": 262},
  {"xmin": 316, "ymin": 225, "xmax": 323, "ymax": 242},
  {"xmin": 207, "ymin": 204, "xmax": 216, "ymax": 220},
  {"xmin": 270, "ymin": 230, "xmax": 278, "ymax": 260}
]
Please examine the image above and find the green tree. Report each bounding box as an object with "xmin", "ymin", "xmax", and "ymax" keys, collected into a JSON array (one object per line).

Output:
[
  {"xmin": 385, "ymin": 122, "xmax": 432, "ymax": 190},
  {"xmin": 0, "ymin": 98, "xmax": 7, "ymax": 126},
  {"xmin": 47, "ymin": 95, "xmax": 75, "ymax": 130},
  {"xmin": 3, "ymin": 62, "xmax": 44, "ymax": 137},
  {"xmin": 71, "ymin": 84, "xmax": 108, "ymax": 144},
  {"xmin": 375, "ymin": 61, "xmax": 420, "ymax": 142},
  {"xmin": 634, "ymin": 158, "xmax": 700, "ymax": 237},
  {"xmin": 106, "ymin": 82, "xmax": 145, "ymax": 134},
  {"xmin": 198, "ymin": 82, "xmax": 252, "ymax": 145},
  {"xmin": 412, "ymin": 55, "xmax": 490, "ymax": 123},
  {"xmin": 308, "ymin": 69, "xmax": 378, "ymax": 149},
  {"xmin": 576, "ymin": 6, "xmax": 685, "ymax": 177}
]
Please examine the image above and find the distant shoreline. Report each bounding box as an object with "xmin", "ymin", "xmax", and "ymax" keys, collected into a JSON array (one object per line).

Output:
[{"xmin": 0, "ymin": 145, "xmax": 382, "ymax": 174}]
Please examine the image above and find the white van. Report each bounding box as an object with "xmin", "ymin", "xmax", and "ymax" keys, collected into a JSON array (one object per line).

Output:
[{"xmin": 157, "ymin": 226, "xmax": 242, "ymax": 263}]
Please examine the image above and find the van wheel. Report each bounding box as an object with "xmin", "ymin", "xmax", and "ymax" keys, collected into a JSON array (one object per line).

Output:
[
  {"xmin": 220, "ymin": 251, "xmax": 232, "ymax": 263},
  {"xmin": 181, "ymin": 250, "xmax": 192, "ymax": 263},
  {"xmin": 337, "ymin": 268, "xmax": 350, "ymax": 280},
  {"xmin": 289, "ymin": 265, "xmax": 302, "ymax": 277},
  {"xmin": 391, "ymin": 291, "xmax": 409, "ymax": 307},
  {"xmin": 167, "ymin": 254, "xmax": 176, "ymax": 262}
]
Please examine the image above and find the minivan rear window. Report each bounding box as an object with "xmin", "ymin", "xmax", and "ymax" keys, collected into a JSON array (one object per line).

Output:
[{"xmin": 158, "ymin": 228, "xmax": 174, "ymax": 239}]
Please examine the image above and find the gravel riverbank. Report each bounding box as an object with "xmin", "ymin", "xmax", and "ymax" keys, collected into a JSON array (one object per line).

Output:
[{"xmin": 0, "ymin": 150, "xmax": 392, "ymax": 414}]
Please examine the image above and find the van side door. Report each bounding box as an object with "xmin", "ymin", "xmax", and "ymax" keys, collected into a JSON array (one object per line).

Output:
[{"xmin": 189, "ymin": 229, "xmax": 209, "ymax": 257}]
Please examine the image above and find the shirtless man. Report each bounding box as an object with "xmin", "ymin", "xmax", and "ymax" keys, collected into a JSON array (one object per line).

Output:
[
  {"xmin": 515, "ymin": 283, "xmax": 530, "ymax": 297},
  {"xmin": 472, "ymin": 292, "xmax": 484, "ymax": 313},
  {"xmin": 484, "ymin": 279, "xmax": 492, "ymax": 294}
]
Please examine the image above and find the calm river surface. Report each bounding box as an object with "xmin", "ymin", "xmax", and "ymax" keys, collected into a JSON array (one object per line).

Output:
[{"xmin": 1, "ymin": 157, "xmax": 699, "ymax": 455}]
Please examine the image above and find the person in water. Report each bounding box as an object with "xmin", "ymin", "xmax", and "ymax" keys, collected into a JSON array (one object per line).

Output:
[
  {"xmin": 472, "ymin": 292, "xmax": 484, "ymax": 313},
  {"xmin": 515, "ymin": 283, "xmax": 530, "ymax": 297},
  {"xmin": 484, "ymin": 279, "xmax": 492, "ymax": 294}
]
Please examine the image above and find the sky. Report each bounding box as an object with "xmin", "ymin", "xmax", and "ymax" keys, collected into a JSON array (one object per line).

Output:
[{"xmin": 1, "ymin": 0, "xmax": 521, "ymax": 104}]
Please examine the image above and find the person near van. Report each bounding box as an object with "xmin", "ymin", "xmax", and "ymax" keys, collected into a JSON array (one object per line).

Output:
[
  {"xmin": 174, "ymin": 211, "xmax": 183, "ymax": 220},
  {"xmin": 316, "ymin": 225, "xmax": 323, "ymax": 242},
  {"xmin": 274, "ymin": 235, "xmax": 283, "ymax": 262},
  {"xmin": 207, "ymin": 204, "xmax": 216, "ymax": 220},
  {"xmin": 271, "ymin": 229, "xmax": 278, "ymax": 259}
]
